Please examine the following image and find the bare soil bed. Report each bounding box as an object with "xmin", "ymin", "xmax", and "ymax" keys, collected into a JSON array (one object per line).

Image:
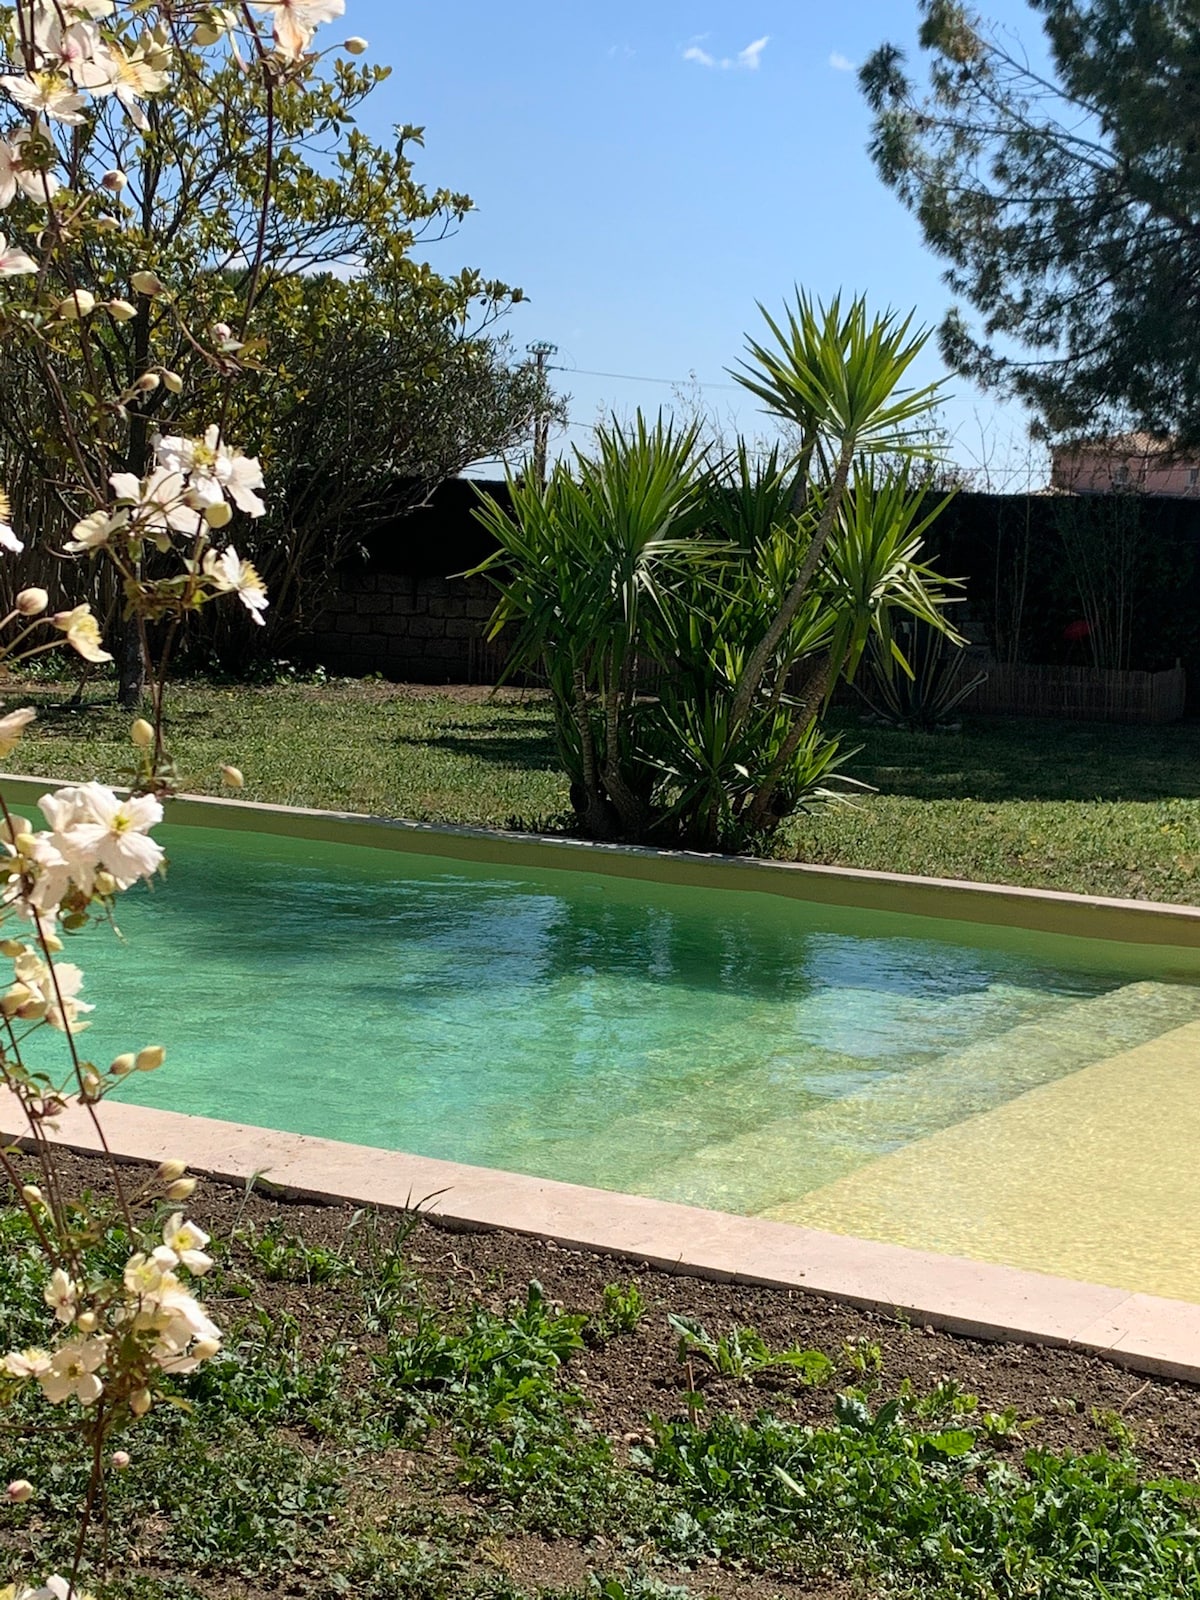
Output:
[{"xmin": 4, "ymin": 1149, "xmax": 1200, "ymax": 1600}]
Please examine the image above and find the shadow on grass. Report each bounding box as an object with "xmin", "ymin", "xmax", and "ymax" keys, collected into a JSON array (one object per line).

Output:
[
  {"xmin": 835, "ymin": 715, "xmax": 1200, "ymax": 803},
  {"xmin": 393, "ymin": 713, "xmax": 561, "ymax": 773}
]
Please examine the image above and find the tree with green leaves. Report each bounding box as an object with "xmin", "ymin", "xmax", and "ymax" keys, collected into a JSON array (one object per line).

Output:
[
  {"xmin": 0, "ymin": 41, "xmax": 536, "ymax": 691},
  {"xmin": 861, "ymin": 0, "xmax": 1200, "ymax": 443}
]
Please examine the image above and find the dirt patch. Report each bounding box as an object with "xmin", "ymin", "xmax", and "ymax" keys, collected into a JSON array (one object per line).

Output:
[{"xmin": 21, "ymin": 1148, "xmax": 1200, "ymax": 1476}]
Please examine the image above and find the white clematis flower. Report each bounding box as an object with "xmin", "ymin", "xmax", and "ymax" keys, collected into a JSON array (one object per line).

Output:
[
  {"xmin": 37, "ymin": 1336, "xmax": 107, "ymax": 1405},
  {"xmin": 154, "ymin": 426, "xmax": 266, "ymax": 519},
  {"xmin": 0, "ymin": 706, "xmax": 35, "ymax": 758},
  {"xmin": 40, "ymin": 781, "xmax": 164, "ymax": 891},
  {"xmin": 202, "ymin": 546, "xmax": 269, "ymax": 625},
  {"xmin": 0, "ymin": 126, "xmax": 60, "ymax": 208},
  {"xmin": 0, "ymin": 231, "xmax": 36, "ymax": 278},
  {"xmin": 2, "ymin": 1347, "xmax": 52, "ymax": 1379},
  {"xmin": 252, "ymin": 0, "xmax": 345, "ymax": 60},
  {"xmin": 65, "ymin": 506, "xmax": 130, "ymax": 553},
  {"xmin": 43, "ymin": 1268, "xmax": 78, "ymax": 1324},
  {"xmin": 0, "ymin": 72, "xmax": 86, "ymax": 125},
  {"xmin": 161, "ymin": 1214, "xmax": 213, "ymax": 1275},
  {"xmin": 48, "ymin": 604, "xmax": 112, "ymax": 663}
]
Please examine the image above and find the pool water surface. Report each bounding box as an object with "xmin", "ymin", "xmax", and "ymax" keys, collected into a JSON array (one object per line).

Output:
[{"xmin": 47, "ymin": 823, "xmax": 1200, "ymax": 1295}]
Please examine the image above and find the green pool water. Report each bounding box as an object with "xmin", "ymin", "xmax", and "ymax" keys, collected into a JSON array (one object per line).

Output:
[{"xmin": 50, "ymin": 825, "xmax": 1200, "ymax": 1216}]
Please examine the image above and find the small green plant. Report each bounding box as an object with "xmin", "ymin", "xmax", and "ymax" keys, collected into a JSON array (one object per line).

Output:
[
  {"xmin": 1092, "ymin": 1406, "xmax": 1138, "ymax": 1453},
  {"xmin": 900, "ymin": 1375, "xmax": 979, "ymax": 1421},
  {"xmin": 376, "ymin": 1280, "xmax": 587, "ymax": 1437},
  {"xmin": 980, "ymin": 1404, "xmax": 1041, "ymax": 1446},
  {"xmin": 668, "ymin": 1314, "xmax": 836, "ymax": 1384},
  {"xmin": 839, "ymin": 1335, "xmax": 884, "ymax": 1386},
  {"xmin": 235, "ymin": 1218, "xmax": 357, "ymax": 1286},
  {"xmin": 598, "ymin": 1281, "xmax": 647, "ymax": 1338},
  {"xmin": 589, "ymin": 1573, "xmax": 696, "ymax": 1600}
]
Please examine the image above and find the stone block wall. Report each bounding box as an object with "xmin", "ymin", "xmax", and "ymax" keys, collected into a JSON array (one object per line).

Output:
[{"xmin": 303, "ymin": 570, "xmax": 512, "ymax": 683}]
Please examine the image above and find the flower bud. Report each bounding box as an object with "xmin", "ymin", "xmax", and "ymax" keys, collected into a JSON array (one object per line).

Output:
[
  {"xmin": 110, "ymin": 1450, "xmax": 131, "ymax": 1470},
  {"xmin": 136, "ymin": 373, "xmax": 160, "ymax": 392},
  {"xmin": 193, "ymin": 20, "xmax": 221, "ymax": 45},
  {"xmin": 211, "ymin": 321, "xmax": 233, "ymax": 343},
  {"xmin": 131, "ymin": 270, "xmax": 164, "ymax": 297},
  {"xmin": 165, "ymin": 1178, "xmax": 197, "ymax": 1201},
  {"xmin": 15, "ymin": 587, "xmax": 48, "ymax": 616},
  {"xmin": 192, "ymin": 1338, "xmax": 220, "ymax": 1361},
  {"xmin": 130, "ymin": 1387, "xmax": 152, "ymax": 1416},
  {"xmin": 101, "ymin": 168, "xmax": 127, "ymax": 192},
  {"xmin": 161, "ymin": 369, "xmax": 183, "ymax": 395},
  {"xmin": 20, "ymin": 1184, "xmax": 42, "ymax": 1206},
  {"xmin": 204, "ymin": 499, "xmax": 233, "ymax": 529},
  {"xmin": 93, "ymin": 870, "xmax": 118, "ymax": 897},
  {"xmin": 108, "ymin": 298, "xmax": 137, "ymax": 322},
  {"xmin": 57, "ymin": 289, "xmax": 96, "ymax": 320},
  {"xmin": 0, "ymin": 939, "xmax": 22, "ymax": 957},
  {"xmin": 6, "ymin": 1479, "xmax": 33, "ymax": 1503},
  {"xmin": 220, "ymin": 764, "xmax": 244, "ymax": 789},
  {"xmin": 109, "ymin": 1053, "xmax": 135, "ymax": 1077},
  {"xmin": 344, "ymin": 35, "xmax": 368, "ymax": 53},
  {"xmin": 76, "ymin": 1310, "xmax": 98, "ymax": 1334},
  {"xmin": 130, "ymin": 718, "xmax": 154, "ymax": 748},
  {"xmin": 135, "ymin": 1045, "xmax": 166, "ymax": 1072},
  {"xmin": 157, "ymin": 1159, "xmax": 187, "ymax": 1182}
]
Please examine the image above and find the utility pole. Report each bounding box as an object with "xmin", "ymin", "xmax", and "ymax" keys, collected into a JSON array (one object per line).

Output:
[{"xmin": 526, "ymin": 340, "xmax": 558, "ymax": 487}]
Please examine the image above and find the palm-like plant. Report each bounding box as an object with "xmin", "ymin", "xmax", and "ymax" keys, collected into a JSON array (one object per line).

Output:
[
  {"xmin": 471, "ymin": 295, "xmax": 966, "ymax": 853},
  {"xmin": 472, "ymin": 415, "xmax": 717, "ymax": 839}
]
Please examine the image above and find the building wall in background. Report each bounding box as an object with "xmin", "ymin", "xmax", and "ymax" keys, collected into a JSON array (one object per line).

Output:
[{"xmin": 1051, "ymin": 435, "xmax": 1200, "ymax": 497}]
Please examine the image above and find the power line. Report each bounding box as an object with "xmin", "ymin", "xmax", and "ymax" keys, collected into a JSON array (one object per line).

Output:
[{"xmin": 550, "ymin": 364, "xmax": 743, "ymax": 393}]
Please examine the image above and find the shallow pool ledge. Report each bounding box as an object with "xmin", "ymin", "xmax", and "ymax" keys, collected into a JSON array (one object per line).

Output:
[
  {"xmin": 6, "ymin": 1095, "xmax": 1200, "ymax": 1384},
  {"xmin": 2, "ymin": 775, "xmax": 1199, "ymax": 951}
]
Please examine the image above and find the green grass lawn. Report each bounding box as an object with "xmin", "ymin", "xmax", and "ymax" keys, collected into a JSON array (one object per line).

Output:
[{"xmin": 10, "ymin": 679, "xmax": 1200, "ymax": 904}]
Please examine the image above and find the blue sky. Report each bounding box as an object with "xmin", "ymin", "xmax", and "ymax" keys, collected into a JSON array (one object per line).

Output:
[{"xmin": 344, "ymin": 0, "xmax": 1049, "ymax": 486}]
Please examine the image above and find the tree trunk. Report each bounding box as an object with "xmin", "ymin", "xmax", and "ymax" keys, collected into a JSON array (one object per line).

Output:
[
  {"xmin": 741, "ymin": 652, "xmax": 833, "ymax": 837},
  {"xmin": 117, "ymin": 614, "xmax": 147, "ymax": 709}
]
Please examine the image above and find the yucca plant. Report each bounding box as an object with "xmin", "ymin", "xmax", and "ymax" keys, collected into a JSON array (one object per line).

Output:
[
  {"xmin": 471, "ymin": 294, "xmax": 963, "ymax": 853},
  {"xmin": 471, "ymin": 415, "xmax": 720, "ymax": 839},
  {"xmin": 855, "ymin": 619, "xmax": 987, "ymax": 732}
]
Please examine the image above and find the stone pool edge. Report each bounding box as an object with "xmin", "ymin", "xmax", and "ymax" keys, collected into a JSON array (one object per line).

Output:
[
  {"xmin": 1, "ymin": 773, "xmax": 1199, "ymax": 952},
  {"xmin": 6, "ymin": 1096, "xmax": 1199, "ymax": 1385}
]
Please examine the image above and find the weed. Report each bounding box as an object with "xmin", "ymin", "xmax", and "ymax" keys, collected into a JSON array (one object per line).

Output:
[
  {"xmin": 668, "ymin": 1314, "xmax": 835, "ymax": 1384},
  {"xmin": 375, "ymin": 1280, "xmax": 587, "ymax": 1438},
  {"xmin": 235, "ymin": 1217, "xmax": 357, "ymax": 1285},
  {"xmin": 597, "ymin": 1281, "xmax": 647, "ymax": 1338},
  {"xmin": 838, "ymin": 1336, "xmax": 883, "ymax": 1387},
  {"xmin": 644, "ymin": 1403, "xmax": 1200, "ymax": 1594}
]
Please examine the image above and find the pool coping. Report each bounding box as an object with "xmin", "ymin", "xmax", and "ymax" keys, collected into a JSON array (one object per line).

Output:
[
  {"xmin": 5, "ymin": 1096, "xmax": 1200, "ymax": 1385},
  {"xmin": 1, "ymin": 772, "xmax": 1199, "ymax": 951}
]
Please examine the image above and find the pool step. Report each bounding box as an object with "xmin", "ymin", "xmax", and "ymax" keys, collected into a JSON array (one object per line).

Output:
[
  {"xmin": 769, "ymin": 1020, "xmax": 1200, "ymax": 1301},
  {"xmin": 642, "ymin": 980, "xmax": 1200, "ymax": 1215}
]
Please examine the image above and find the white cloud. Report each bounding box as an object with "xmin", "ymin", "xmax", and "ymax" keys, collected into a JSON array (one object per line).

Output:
[
  {"xmin": 829, "ymin": 51, "xmax": 855, "ymax": 72},
  {"xmin": 684, "ymin": 33, "xmax": 770, "ymax": 71},
  {"xmin": 738, "ymin": 35, "xmax": 770, "ymax": 70},
  {"xmin": 608, "ymin": 43, "xmax": 635, "ymax": 59}
]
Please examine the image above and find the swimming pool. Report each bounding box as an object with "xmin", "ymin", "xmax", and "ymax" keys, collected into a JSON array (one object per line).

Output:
[{"xmin": 40, "ymin": 816, "xmax": 1199, "ymax": 1302}]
